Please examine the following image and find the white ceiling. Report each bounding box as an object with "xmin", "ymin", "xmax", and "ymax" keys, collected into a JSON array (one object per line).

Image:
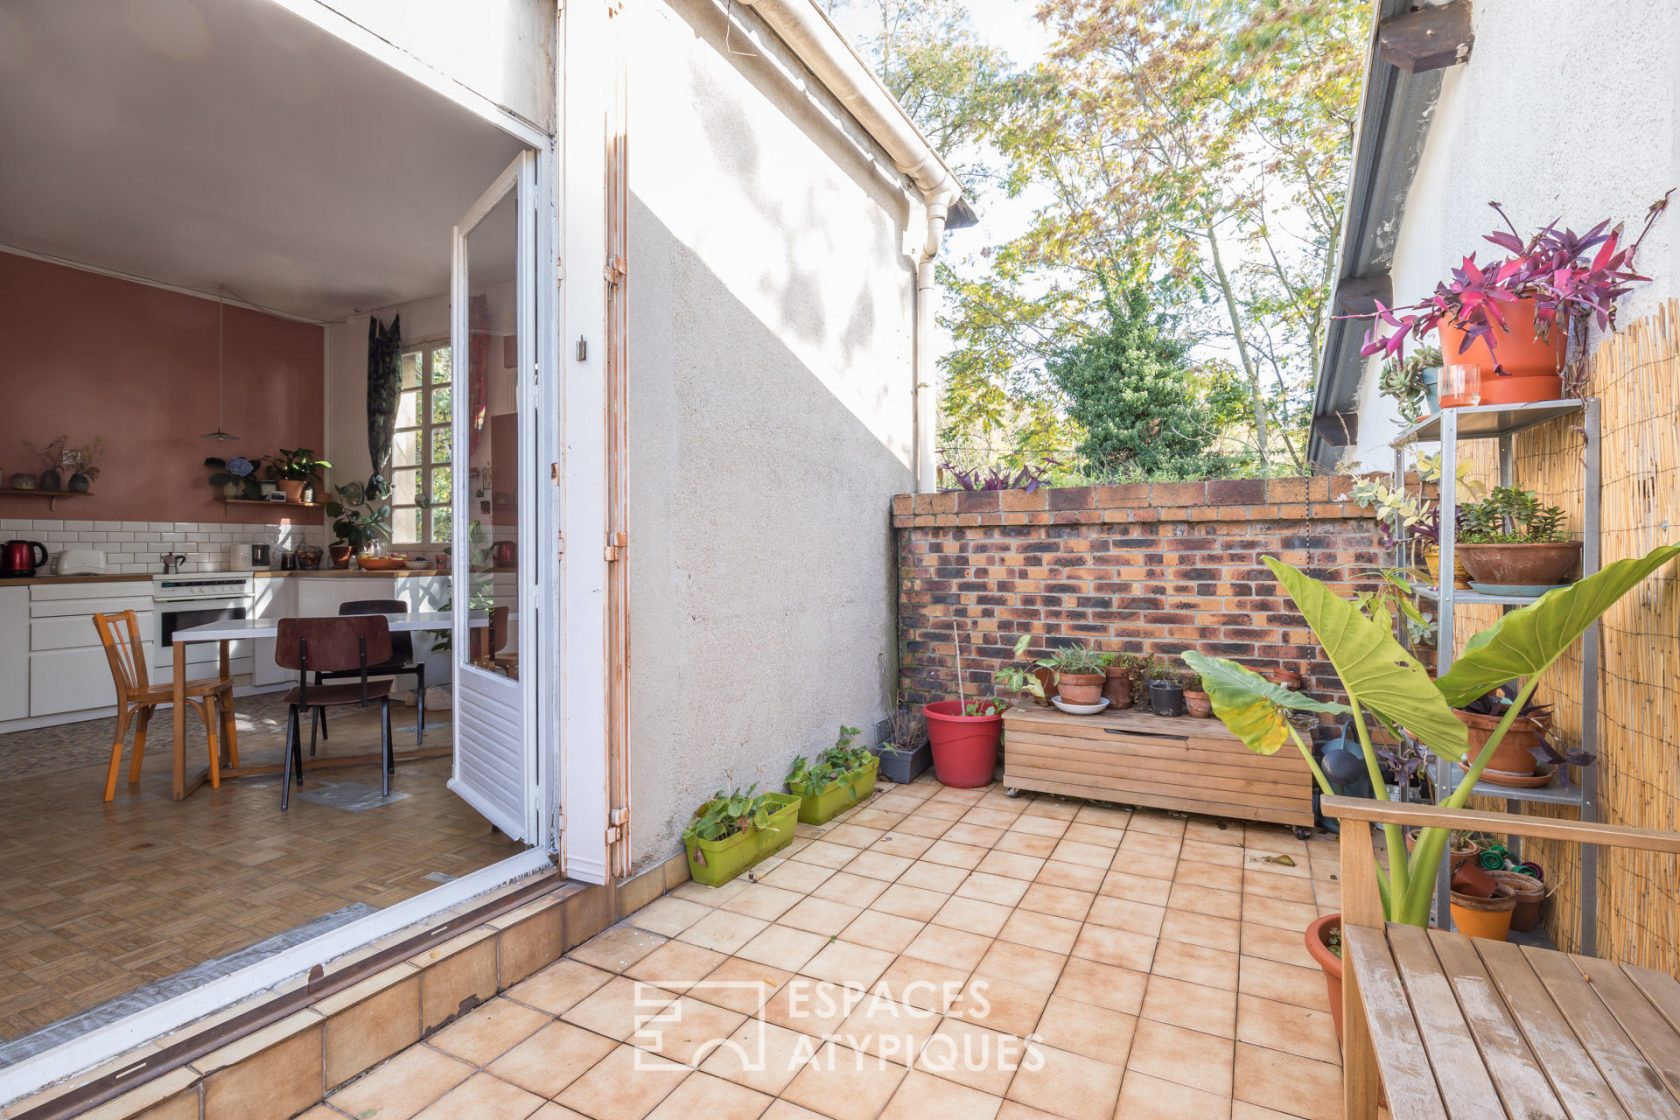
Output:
[{"xmin": 0, "ymin": 0, "xmax": 527, "ymax": 322}]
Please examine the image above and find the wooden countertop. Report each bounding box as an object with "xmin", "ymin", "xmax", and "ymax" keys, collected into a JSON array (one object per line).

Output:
[{"xmin": 3, "ymin": 569, "xmax": 446, "ymax": 587}]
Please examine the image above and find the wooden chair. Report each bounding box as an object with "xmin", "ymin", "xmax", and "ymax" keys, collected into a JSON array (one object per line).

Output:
[
  {"xmin": 275, "ymin": 615, "xmax": 395, "ymax": 811},
  {"xmin": 1326, "ymin": 795, "xmax": 1680, "ymax": 1119},
  {"xmin": 92, "ymin": 610, "xmax": 238, "ymax": 802},
  {"xmin": 310, "ymin": 599, "xmax": 426, "ymax": 746}
]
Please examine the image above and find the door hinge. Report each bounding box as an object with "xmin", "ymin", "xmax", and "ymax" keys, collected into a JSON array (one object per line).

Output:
[
  {"xmin": 556, "ymin": 531, "xmax": 565, "ymax": 556},
  {"xmin": 557, "ymin": 255, "xmax": 566, "ymax": 284},
  {"xmin": 603, "ymin": 531, "xmax": 628, "ymax": 563},
  {"xmin": 605, "ymin": 807, "xmax": 629, "ymax": 845},
  {"xmin": 604, "ymin": 255, "xmax": 626, "ymax": 287},
  {"xmin": 551, "ymin": 462, "xmax": 561, "ymax": 484}
]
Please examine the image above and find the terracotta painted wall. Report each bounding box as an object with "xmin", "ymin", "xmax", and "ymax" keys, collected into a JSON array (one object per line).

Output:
[{"xmin": 0, "ymin": 252, "xmax": 324, "ymax": 524}]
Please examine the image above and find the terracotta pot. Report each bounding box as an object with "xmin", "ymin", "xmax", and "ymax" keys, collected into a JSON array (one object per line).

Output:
[
  {"xmin": 329, "ymin": 543, "xmax": 353, "ymax": 569},
  {"xmin": 923, "ymin": 701, "xmax": 1002, "ymax": 788},
  {"xmin": 1456, "ymin": 541, "xmax": 1581, "ymax": 586},
  {"xmin": 1420, "ymin": 544, "xmax": 1472, "ymax": 590},
  {"xmin": 1404, "ymin": 828, "xmax": 1481, "ymax": 872},
  {"xmin": 1455, "ymin": 708, "xmax": 1545, "ymax": 778},
  {"xmin": 1437, "ymin": 297, "xmax": 1566, "ymax": 403},
  {"xmin": 279, "ymin": 479, "xmax": 306, "ymax": 503},
  {"xmin": 1184, "ymin": 689, "xmax": 1213, "ymax": 718},
  {"xmin": 1305, "ymin": 914, "xmax": 1344, "ymax": 1043},
  {"xmin": 1102, "ymin": 666, "xmax": 1134, "ymax": 709},
  {"xmin": 1265, "ymin": 667, "xmax": 1302, "ymax": 690},
  {"xmin": 1057, "ymin": 672, "xmax": 1106, "ymax": 706},
  {"xmin": 1491, "ymin": 870, "xmax": 1548, "ymax": 932},
  {"xmin": 1032, "ymin": 667, "xmax": 1056, "ymax": 707},
  {"xmin": 1450, "ymin": 884, "xmax": 1516, "ymax": 941}
]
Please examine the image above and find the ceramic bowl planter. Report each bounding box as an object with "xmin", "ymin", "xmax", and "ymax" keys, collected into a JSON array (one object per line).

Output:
[
  {"xmin": 924, "ymin": 700, "xmax": 1002, "ymax": 788},
  {"xmin": 790, "ymin": 755, "xmax": 879, "ymax": 825},
  {"xmin": 1305, "ymin": 914, "xmax": 1345, "ymax": 1043},
  {"xmin": 1437, "ymin": 298, "xmax": 1566, "ymax": 406},
  {"xmin": 684, "ymin": 792, "xmax": 801, "ymax": 887},
  {"xmin": 1184, "ymin": 688, "xmax": 1213, "ymax": 718},
  {"xmin": 1449, "ymin": 883, "xmax": 1517, "ymax": 941},
  {"xmin": 1148, "ymin": 679, "xmax": 1186, "ymax": 717},
  {"xmin": 1455, "ymin": 540, "xmax": 1581, "ymax": 587},
  {"xmin": 1056, "ymin": 672, "xmax": 1106, "ymax": 706}
]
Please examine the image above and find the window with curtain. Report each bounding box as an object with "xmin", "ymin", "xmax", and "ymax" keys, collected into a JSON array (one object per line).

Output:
[{"xmin": 392, "ymin": 340, "xmax": 453, "ymax": 545}]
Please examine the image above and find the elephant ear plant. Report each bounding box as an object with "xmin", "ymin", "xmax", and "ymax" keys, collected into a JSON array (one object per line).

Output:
[{"xmin": 1183, "ymin": 544, "xmax": 1680, "ymax": 927}]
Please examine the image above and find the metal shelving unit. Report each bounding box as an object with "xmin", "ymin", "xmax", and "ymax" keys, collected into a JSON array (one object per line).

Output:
[{"xmin": 1391, "ymin": 398, "xmax": 1601, "ymax": 955}]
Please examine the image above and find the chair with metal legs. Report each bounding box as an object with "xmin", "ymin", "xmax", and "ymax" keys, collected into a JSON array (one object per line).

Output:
[
  {"xmin": 311, "ymin": 599, "xmax": 426, "ymax": 748},
  {"xmin": 274, "ymin": 615, "xmax": 394, "ymax": 811}
]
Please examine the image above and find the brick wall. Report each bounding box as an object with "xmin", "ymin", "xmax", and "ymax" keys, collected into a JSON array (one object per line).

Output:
[{"xmin": 893, "ymin": 477, "xmax": 1386, "ymax": 734}]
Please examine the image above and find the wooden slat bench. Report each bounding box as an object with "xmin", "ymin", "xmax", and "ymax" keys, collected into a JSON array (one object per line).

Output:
[{"xmin": 1323, "ymin": 795, "xmax": 1680, "ymax": 1120}]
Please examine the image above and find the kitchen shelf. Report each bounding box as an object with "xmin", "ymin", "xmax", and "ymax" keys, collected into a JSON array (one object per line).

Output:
[
  {"xmin": 222, "ymin": 498, "xmax": 325, "ymax": 510},
  {"xmin": 2, "ymin": 489, "xmax": 93, "ymax": 511}
]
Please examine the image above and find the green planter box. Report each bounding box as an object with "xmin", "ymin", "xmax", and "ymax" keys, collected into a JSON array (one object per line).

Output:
[
  {"xmin": 790, "ymin": 756, "xmax": 879, "ymax": 825},
  {"xmin": 684, "ymin": 793, "xmax": 801, "ymax": 887}
]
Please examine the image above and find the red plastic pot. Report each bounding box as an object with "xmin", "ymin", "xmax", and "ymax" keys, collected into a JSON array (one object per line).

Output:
[{"xmin": 923, "ymin": 700, "xmax": 1002, "ymax": 788}]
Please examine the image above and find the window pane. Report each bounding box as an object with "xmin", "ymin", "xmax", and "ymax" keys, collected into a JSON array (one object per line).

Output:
[
  {"xmin": 430, "ymin": 385, "xmax": 452, "ymax": 426},
  {"xmin": 390, "ymin": 507, "xmax": 421, "ymax": 543},
  {"xmin": 392, "ymin": 430, "xmax": 420, "ymax": 469},
  {"xmin": 431, "ymin": 347, "xmax": 452, "ymax": 384},
  {"xmin": 430, "ymin": 427, "xmax": 453, "ymax": 465},
  {"xmin": 402, "ymin": 352, "xmax": 423, "ymax": 389},
  {"xmin": 430, "ymin": 506, "xmax": 453, "ymax": 545},
  {"xmin": 431, "ymin": 465, "xmax": 452, "ymax": 505},
  {"xmin": 392, "ymin": 468, "xmax": 419, "ymax": 506},
  {"xmin": 396, "ymin": 388, "xmax": 419, "ymax": 429}
]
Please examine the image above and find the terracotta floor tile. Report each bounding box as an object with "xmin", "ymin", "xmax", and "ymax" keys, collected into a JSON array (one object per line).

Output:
[
  {"xmin": 1175, "ymin": 861, "xmax": 1244, "ymax": 893},
  {"xmin": 698, "ymin": 1019, "xmax": 819, "ymax": 1095},
  {"xmin": 916, "ymin": 1018, "xmax": 1024, "ymax": 1096},
  {"xmin": 327, "ymin": 1044, "xmax": 475, "ymax": 1120},
  {"xmin": 901, "ymin": 860, "xmax": 972, "ymax": 893},
  {"xmin": 644, "ymin": 1070, "xmax": 773, "ymax": 1120},
  {"xmin": 1072, "ymin": 804, "xmax": 1131, "ymax": 828},
  {"xmin": 1235, "ymin": 994, "xmax": 1338, "ymax": 1065},
  {"xmin": 801, "ymin": 939, "xmax": 897, "ymax": 990},
  {"xmin": 924, "ymin": 840, "xmax": 991, "ymax": 870},
  {"xmin": 780, "ymin": 896, "xmax": 863, "ymax": 937},
  {"xmin": 488, "ymin": 1021, "xmax": 618, "ymax": 1098},
  {"xmin": 1023, "ymin": 799, "xmax": 1078, "ymax": 821},
  {"xmin": 1084, "ymin": 896, "xmax": 1165, "ymax": 937},
  {"xmin": 1184, "ymin": 818, "xmax": 1242, "ymax": 846},
  {"xmin": 896, "ymin": 815, "xmax": 957, "ymax": 839},
  {"xmin": 736, "ymin": 924, "xmax": 830, "ymax": 973},
  {"xmin": 932, "ymin": 787, "xmax": 986, "ymax": 806},
  {"xmin": 1125, "ymin": 1019, "xmax": 1234, "ymax": 1097},
  {"xmin": 913, "ymin": 800, "xmax": 968, "ymax": 822},
  {"xmin": 1016, "ymin": 883, "xmax": 1093, "ymax": 922},
  {"xmin": 813, "ymin": 871, "xmax": 892, "ymax": 909},
  {"xmin": 1099, "ymin": 871, "xmax": 1172, "ymax": 907},
  {"xmin": 874, "ymin": 882, "xmax": 952, "ymax": 921},
  {"xmin": 1243, "ymin": 871, "xmax": 1315, "ymax": 903},
  {"xmin": 996, "ymin": 910, "xmax": 1081, "ymax": 955},
  {"xmin": 975, "ymin": 940, "xmax": 1067, "ymax": 994},
  {"xmin": 826, "ymin": 824, "xmax": 889, "ymax": 849},
  {"xmin": 1007, "ymin": 815, "xmax": 1068, "ymax": 839},
  {"xmin": 555, "ymin": 1043, "xmax": 690, "ymax": 1120},
  {"xmin": 673, "ymin": 878, "xmax": 748, "ymax": 907},
  {"xmin": 904, "ymin": 923, "xmax": 994, "ymax": 971},
  {"xmin": 994, "ymin": 832, "xmax": 1060, "ymax": 858},
  {"xmin": 876, "ymin": 955, "xmax": 973, "ymax": 1013},
  {"xmin": 944, "ymin": 822, "xmax": 1007, "ymax": 848},
  {"xmin": 1034, "ymin": 861, "xmax": 1107, "ymax": 892},
  {"xmin": 1182, "ymin": 839, "xmax": 1245, "ymax": 868},
  {"xmin": 874, "ymin": 832, "xmax": 938, "ymax": 859},
  {"xmin": 636, "ymin": 994, "xmax": 749, "ymax": 1066},
  {"xmin": 1150, "ymin": 940, "xmax": 1239, "ymax": 991},
  {"xmin": 695, "ymin": 957, "xmax": 792, "ymax": 1015},
  {"xmin": 793, "ymin": 840, "xmax": 868, "ymax": 869},
  {"xmin": 561, "ymin": 976, "xmax": 678, "ymax": 1041},
  {"xmin": 957, "ymin": 872, "xmax": 1031, "ymax": 907},
  {"xmin": 782, "ymin": 1042, "xmax": 908, "ymax": 1120},
  {"xmin": 1236, "ymin": 956, "xmax": 1328, "ymax": 1012},
  {"xmin": 976, "ymin": 851, "xmax": 1047, "ymax": 882},
  {"xmin": 853, "ymin": 808, "xmax": 910, "ymax": 831},
  {"xmin": 762, "ymin": 977, "xmax": 869, "ymax": 1037},
  {"xmin": 571, "ymin": 923, "xmax": 670, "ymax": 973},
  {"xmin": 1125, "ymin": 813, "xmax": 1183, "ymax": 837},
  {"xmin": 1051, "ymin": 958, "xmax": 1147, "ymax": 1016},
  {"xmin": 1070, "ymin": 924, "xmax": 1156, "ymax": 972},
  {"xmin": 1239, "ymin": 922, "xmax": 1315, "ymax": 969},
  {"xmin": 1140, "ymin": 974, "xmax": 1236, "ymax": 1038},
  {"xmin": 1168, "ymin": 882, "xmax": 1243, "ymax": 921},
  {"xmin": 1111, "ymin": 851, "xmax": 1179, "ymax": 881},
  {"xmin": 723, "ymin": 884, "xmax": 808, "ymax": 922},
  {"xmin": 1059, "ymin": 823, "xmax": 1124, "ymax": 849},
  {"xmin": 412, "ymin": 1072, "xmax": 547, "ymax": 1120},
  {"xmin": 762, "ymin": 1102, "xmax": 832, "ymax": 1120},
  {"xmin": 505, "ymin": 959, "xmax": 614, "ymax": 1016},
  {"xmin": 880, "ymin": 1068, "xmax": 1004, "ymax": 1120},
  {"xmin": 1005, "ymin": 1042, "xmax": 1123, "ymax": 1120},
  {"xmin": 1232, "ymin": 1042, "xmax": 1340, "ymax": 1120},
  {"xmin": 1119, "ymin": 832, "xmax": 1182, "ymax": 860},
  {"xmin": 427, "ymin": 997, "xmax": 551, "ymax": 1066},
  {"xmin": 1228, "ymin": 1103, "xmax": 1300, "ymax": 1120},
  {"xmin": 1030, "ymin": 994, "xmax": 1136, "ymax": 1064},
  {"xmin": 628, "ymin": 895, "xmax": 714, "ymax": 938},
  {"xmin": 836, "ymin": 993, "xmax": 943, "ymax": 1064},
  {"xmin": 1114, "ymin": 1070, "xmax": 1233, "ymax": 1120},
  {"xmin": 846, "ymin": 850, "xmax": 916, "ymax": 882},
  {"xmin": 760, "ymin": 860, "xmax": 838, "ymax": 894},
  {"xmin": 950, "ymin": 975, "xmax": 1049, "ymax": 1036},
  {"xmin": 627, "ymin": 940, "xmax": 731, "ymax": 993},
  {"xmin": 1047, "ymin": 840, "xmax": 1114, "ymax": 869},
  {"xmin": 1160, "ymin": 910, "xmax": 1241, "ymax": 954},
  {"xmin": 680, "ymin": 910, "xmax": 772, "ymax": 955},
  {"xmin": 934, "ymin": 896, "xmax": 1015, "ymax": 938},
  {"xmin": 1242, "ymin": 896, "xmax": 1319, "ymax": 933},
  {"xmin": 841, "ymin": 909, "xmax": 926, "ymax": 953},
  {"xmin": 961, "ymin": 808, "xmax": 1021, "ymax": 830}
]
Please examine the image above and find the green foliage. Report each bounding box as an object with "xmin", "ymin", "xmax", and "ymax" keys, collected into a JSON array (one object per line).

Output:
[
  {"xmin": 1180, "ymin": 651, "xmax": 1347, "ymax": 757},
  {"xmin": 1039, "ymin": 643, "xmax": 1115, "ymax": 675},
  {"xmin": 786, "ymin": 727, "xmax": 873, "ymax": 795},
  {"xmin": 1459, "ymin": 487, "xmax": 1569, "ymax": 544},
  {"xmin": 270, "ymin": 447, "xmax": 330, "ymax": 483},
  {"xmin": 684, "ymin": 786, "xmax": 777, "ymax": 843},
  {"xmin": 325, "ymin": 483, "xmax": 393, "ymax": 550}
]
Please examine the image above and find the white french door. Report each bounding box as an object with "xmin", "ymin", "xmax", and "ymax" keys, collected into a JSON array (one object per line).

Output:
[{"xmin": 449, "ymin": 151, "xmax": 540, "ymax": 842}]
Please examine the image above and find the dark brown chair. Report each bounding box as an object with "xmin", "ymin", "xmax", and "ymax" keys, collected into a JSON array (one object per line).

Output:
[
  {"xmin": 311, "ymin": 599, "xmax": 426, "ymax": 747},
  {"xmin": 274, "ymin": 615, "xmax": 394, "ymax": 811}
]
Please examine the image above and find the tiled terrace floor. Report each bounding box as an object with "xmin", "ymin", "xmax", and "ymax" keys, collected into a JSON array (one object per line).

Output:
[{"xmin": 309, "ymin": 774, "xmax": 1344, "ymax": 1120}]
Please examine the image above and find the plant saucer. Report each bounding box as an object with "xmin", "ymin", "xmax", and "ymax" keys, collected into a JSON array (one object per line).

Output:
[
  {"xmin": 1458, "ymin": 760, "xmax": 1557, "ymax": 788},
  {"xmin": 1469, "ymin": 581, "xmax": 1570, "ymax": 598},
  {"xmin": 1051, "ymin": 695, "xmax": 1110, "ymax": 716}
]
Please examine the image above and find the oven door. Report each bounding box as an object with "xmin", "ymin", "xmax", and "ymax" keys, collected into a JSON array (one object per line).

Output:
[{"xmin": 153, "ymin": 599, "xmax": 251, "ymax": 670}]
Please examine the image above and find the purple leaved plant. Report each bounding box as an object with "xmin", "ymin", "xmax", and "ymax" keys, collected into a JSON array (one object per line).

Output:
[{"xmin": 940, "ymin": 459, "xmax": 1058, "ymax": 492}]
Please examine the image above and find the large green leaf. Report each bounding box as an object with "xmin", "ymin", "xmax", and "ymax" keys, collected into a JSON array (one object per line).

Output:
[
  {"xmin": 1266, "ymin": 557, "xmax": 1469, "ymax": 762},
  {"xmin": 1436, "ymin": 543, "xmax": 1680, "ymax": 707},
  {"xmin": 1181, "ymin": 651, "xmax": 1347, "ymax": 756}
]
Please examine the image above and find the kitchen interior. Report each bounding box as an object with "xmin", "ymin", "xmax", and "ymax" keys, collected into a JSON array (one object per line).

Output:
[{"xmin": 0, "ymin": 1, "xmax": 534, "ymax": 1057}]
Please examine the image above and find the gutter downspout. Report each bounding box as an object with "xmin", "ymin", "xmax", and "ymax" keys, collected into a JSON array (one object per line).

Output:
[{"xmin": 735, "ymin": 0, "xmax": 965, "ymax": 492}]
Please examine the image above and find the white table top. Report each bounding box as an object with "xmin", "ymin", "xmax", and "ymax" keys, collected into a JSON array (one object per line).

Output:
[{"xmin": 172, "ymin": 611, "xmax": 483, "ymax": 643}]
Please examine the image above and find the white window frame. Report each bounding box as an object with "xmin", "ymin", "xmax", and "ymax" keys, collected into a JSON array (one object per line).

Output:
[{"xmin": 392, "ymin": 338, "xmax": 454, "ymax": 549}]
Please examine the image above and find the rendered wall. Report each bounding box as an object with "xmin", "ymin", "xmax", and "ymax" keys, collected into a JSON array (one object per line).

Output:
[
  {"xmin": 624, "ymin": 0, "xmax": 920, "ymax": 869},
  {"xmin": 1344, "ymin": 0, "xmax": 1680, "ymax": 470}
]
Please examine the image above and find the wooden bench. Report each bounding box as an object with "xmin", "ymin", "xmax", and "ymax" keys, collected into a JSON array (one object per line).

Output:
[{"xmin": 1324, "ymin": 795, "xmax": 1680, "ymax": 1120}]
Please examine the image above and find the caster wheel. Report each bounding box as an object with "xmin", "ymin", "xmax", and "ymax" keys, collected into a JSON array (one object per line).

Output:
[
  {"xmin": 1293, "ymin": 826, "xmax": 1313, "ymax": 840},
  {"xmin": 1005, "ymin": 787, "xmax": 1022, "ymax": 798}
]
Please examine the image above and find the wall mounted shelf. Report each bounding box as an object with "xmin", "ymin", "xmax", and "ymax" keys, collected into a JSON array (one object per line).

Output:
[
  {"xmin": 221, "ymin": 498, "xmax": 325, "ymax": 511},
  {"xmin": 1, "ymin": 489, "xmax": 93, "ymax": 511}
]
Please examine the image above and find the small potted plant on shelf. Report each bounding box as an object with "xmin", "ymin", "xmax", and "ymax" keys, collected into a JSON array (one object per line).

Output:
[
  {"xmin": 1041, "ymin": 644, "xmax": 1113, "ymax": 706},
  {"xmin": 1454, "ymin": 684, "xmax": 1553, "ymax": 785},
  {"xmin": 923, "ymin": 621, "xmax": 1007, "ymax": 788},
  {"xmin": 786, "ymin": 725, "xmax": 879, "ymax": 824},
  {"xmin": 206, "ymin": 455, "xmax": 264, "ymax": 500},
  {"xmin": 873, "ymin": 708, "xmax": 930, "ymax": 784},
  {"xmin": 1182, "ymin": 671, "xmax": 1213, "ymax": 718},
  {"xmin": 1146, "ymin": 656, "xmax": 1189, "ymax": 716},
  {"xmin": 1353, "ymin": 195, "xmax": 1669, "ymax": 402},
  {"xmin": 269, "ymin": 447, "xmax": 331, "ymax": 504},
  {"xmin": 994, "ymin": 635, "xmax": 1052, "ymax": 707},
  {"xmin": 1456, "ymin": 486, "xmax": 1579, "ymax": 588},
  {"xmin": 325, "ymin": 482, "xmax": 393, "ymax": 568},
  {"xmin": 1103, "ymin": 653, "xmax": 1146, "ymax": 709},
  {"xmin": 1377, "ymin": 345, "xmax": 1443, "ymax": 422},
  {"xmin": 683, "ymin": 784, "xmax": 801, "ymax": 887},
  {"xmin": 62, "ymin": 438, "xmax": 103, "ymax": 493},
  {"xmin": 25, "ymin": 436, "xmax": 69, "ymax": 491}
]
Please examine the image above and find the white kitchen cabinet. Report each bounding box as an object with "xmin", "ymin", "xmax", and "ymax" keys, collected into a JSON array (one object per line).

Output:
[
  {"xmin": 294, "ymin": 576, "xmax": 396, "ymax": 618},
  {"xmin": 396, "ymin": 575, "xmax": 453, "ymax": 690},
  {"xmin": 249, "ymin": 577, "xmax": 297, "ymax": 688},
  {"xmin": 30, "ymin": 646, "xmax": 124, "ymax": 716},
  {"xmin": 0, "ymin": 587, "xmax": 27, "ymax": 721},
  {"xmin": 27, "ymin": 581, "xmax": 155, "ymax": 718}
]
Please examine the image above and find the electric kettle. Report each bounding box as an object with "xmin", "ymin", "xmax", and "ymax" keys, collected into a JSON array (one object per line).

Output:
[{"xmin": 2, "ymin": 540, "xmax": 47, "ymax": 578}]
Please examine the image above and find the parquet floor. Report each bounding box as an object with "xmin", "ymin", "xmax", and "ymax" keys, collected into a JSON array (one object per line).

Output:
[{"xmin": 0, "ymin": 698, "xmax": 522, "ymax": 1041}]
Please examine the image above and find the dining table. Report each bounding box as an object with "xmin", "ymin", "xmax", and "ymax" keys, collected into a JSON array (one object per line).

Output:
[{"xmin": 167, "ymin": 611, "xmax": 476, "ymax": 800}]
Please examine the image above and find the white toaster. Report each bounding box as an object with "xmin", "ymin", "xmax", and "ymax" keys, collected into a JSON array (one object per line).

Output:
[
  {"xmin": 224, "ymin": 543, "xmax": 257, "ymax": 572},
  {"xmin": 57, "ymin": 549, "xmax": 108, "ymax": 576}
]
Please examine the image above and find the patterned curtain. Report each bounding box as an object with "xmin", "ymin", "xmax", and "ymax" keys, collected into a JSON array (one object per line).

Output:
[{"xmin": 365, "ymin": 315, "xmax": 401, "ymax": 498}]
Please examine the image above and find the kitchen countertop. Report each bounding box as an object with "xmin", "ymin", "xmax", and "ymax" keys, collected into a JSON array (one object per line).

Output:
[{"xmin": 2, "ymin": 568, "xmax": 446, "ymax": 587}]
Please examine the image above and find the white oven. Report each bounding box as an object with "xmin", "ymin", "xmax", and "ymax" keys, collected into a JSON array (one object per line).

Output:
[{"xmin": 151, "ymin": 574, "xmax": 256, "ymax": 675}]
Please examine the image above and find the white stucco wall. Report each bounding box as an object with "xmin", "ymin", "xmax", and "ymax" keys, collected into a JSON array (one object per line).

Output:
[
  {"xmin": 624, "ymin": 0, "xmax": 920, "ymax": 869},
  {"xmin": 1345, "ymin": 0, "xmax": 1680, "ymax": 470}
]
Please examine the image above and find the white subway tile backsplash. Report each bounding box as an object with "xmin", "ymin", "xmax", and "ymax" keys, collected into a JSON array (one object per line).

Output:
[{"xmin": 17, "ymin": 518, "xmax": 325, "ymax": 574}]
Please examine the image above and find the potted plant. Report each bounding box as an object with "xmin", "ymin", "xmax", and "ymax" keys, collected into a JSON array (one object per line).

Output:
[
  {"xmin": 1356, "ymin": 196, "xmax": 1668, "ymax": 402},
  {"xmin": 1183, "ymin": 673, "xmax": 1213, "ymax": 718},
  {"xmin": 1146, "ymin": 657, "xmax": 1189, "ymax": 716},
  {"xmin": 1041, "ymin": 644, "xmax": 1113, "ymax": 705},
  {"xmin": 326, "ymin": 482, "xmax": 392, "ymax": 565},
  {"xmin": 1454, "ymin": 685, "xmax": 1552, "ymax": 783},
  {"xmin": 1183, "ymin": 540, "xmax": 1680, "ymax": 1041},
  {"xmin": 25, "ymin": 436, "xmax": 69, "ymax": 491},
  {"xmin": 270, "ymin": 447, "xmax": 330, "ymax": 504},
  {"xmin": 1104, "ymin": 653, "xmax": 1146, "ymax": 709},
  {"xmin": 873, "ymin": 708, "xmax": 930, "ymax": 784},
  {"xmin": 206, "ymin": 455, "xmax": 263, "ymax": 500},
  {"xmin": 1456, "ymin": 486, "xmax": 1579, "ymax": 587},
  {"xmin": 62, "ymin": 438, "xmax": 103, "ymax": 493},
  {"xmin": 1377, "ymin": 345, "xmax": 1442, "ymax": 422},
  {"xmin": 923, "ymin": 620, "xmax": 1007, "ymax": 787},
  {"xmin": 786, "ymin": 726, "xmax": 879, "ymax": 824},
  {"xmin": 683, "ymin": 785, "xmax": 801, "ymax": 887},
  {"xmin": 994, "ymin": 635, "xmax": 1052, "ymax": 707}
]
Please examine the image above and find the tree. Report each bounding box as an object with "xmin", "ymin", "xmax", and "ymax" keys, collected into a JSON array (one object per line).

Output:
[{"xmin": 1047, "ymin": 279, "xmax": 1220, "ymax": 477}]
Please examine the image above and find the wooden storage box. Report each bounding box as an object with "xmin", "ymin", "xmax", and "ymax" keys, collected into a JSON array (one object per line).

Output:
[{"xmin": 1002, "ymin": 706, "xmax": 1314, "ymax": 830}]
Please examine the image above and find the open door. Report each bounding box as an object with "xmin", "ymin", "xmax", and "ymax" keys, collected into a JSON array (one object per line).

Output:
[{"xmin": 449, "ymin": 151, "xmax": 539, "ymax": 842}]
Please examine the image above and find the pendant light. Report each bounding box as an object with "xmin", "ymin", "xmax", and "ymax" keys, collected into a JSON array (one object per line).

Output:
[{"xmin": 202, "ymin": 288, "xmax": 239, "ymax": 441}]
